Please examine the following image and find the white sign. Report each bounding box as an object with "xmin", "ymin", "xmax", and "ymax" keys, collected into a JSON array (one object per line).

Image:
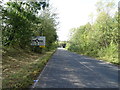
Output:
[{"xmin": 31, "ymin": 36, "xmax": 46, "ymax": 46}]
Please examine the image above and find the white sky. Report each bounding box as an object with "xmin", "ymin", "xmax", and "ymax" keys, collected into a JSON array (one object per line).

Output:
[
  {"xmin": 3, "ymin": 0, "xmax": 119, "ymax": 41},
  {"xmin": 50, "ymin": 0, "xmax": 97, "ymax": 41},
  {"xmin": 50, "ymin": 0, "xmax": 119, "ymax": 41}
]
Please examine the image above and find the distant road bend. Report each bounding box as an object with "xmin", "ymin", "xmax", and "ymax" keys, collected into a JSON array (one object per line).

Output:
[{"xmin": 32, "ymin": 48, "xmax": 118, "ymax": 88}]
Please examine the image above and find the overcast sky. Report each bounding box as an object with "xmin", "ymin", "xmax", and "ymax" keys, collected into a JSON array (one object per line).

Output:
[
  {"xmin": 3, "ymin": 0, "xmax": 119, "ymax": 41},
  {"xmin": 50, "ymin": 0, "xmax": 118, "ymax": 41}
]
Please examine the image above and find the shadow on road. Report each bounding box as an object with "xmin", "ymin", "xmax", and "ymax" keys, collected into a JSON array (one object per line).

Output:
[{"xmin": 32, "ymin": 48, "xmax": 118, "ymax": 88}]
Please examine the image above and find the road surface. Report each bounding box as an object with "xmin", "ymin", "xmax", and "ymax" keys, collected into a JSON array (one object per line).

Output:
[{"xmin": 32, "ymin": 48, "xmax": 119, "ymax": 88}]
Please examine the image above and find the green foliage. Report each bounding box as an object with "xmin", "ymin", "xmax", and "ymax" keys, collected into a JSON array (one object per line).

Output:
[
  {"xmin": 1, "ymin": 1, "xmax": 58, "ymax": 52},
  {"xmin": 58, "ymin": 41, "xmax": 67, "ymax": 47},
  {"xmin": 67, "ymin": 0, "xmax": 119, "ymax": 64},
  {"xmin": 1, "ymin": 1, "xmax": 58, "ymax": 89}
]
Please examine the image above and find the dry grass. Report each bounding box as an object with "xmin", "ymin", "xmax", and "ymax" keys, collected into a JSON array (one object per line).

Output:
[{"xmin": 2, "ymin": 48, "xmax": 55, "ymax": 89}]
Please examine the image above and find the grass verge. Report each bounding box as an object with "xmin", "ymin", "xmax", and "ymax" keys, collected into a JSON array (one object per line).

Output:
[
  {"xmin": 2, "ymin": 48, "xmax": 56, "ymax": 89},
  {"xmin": 68, "ymin": 50, "xmax": 119, "ymax": 66}
]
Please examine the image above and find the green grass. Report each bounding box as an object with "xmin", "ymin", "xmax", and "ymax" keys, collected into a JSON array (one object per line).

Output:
[
  {"xmin": 66, "ymin": 42, "xmax": 119, "ymax": 65},
  {"xmin": 70, "ymin": 51, "xmax": 119, "ymax": 65},
  {"xmin": 2, "ymin": 48, "xmax": 56, "ymax": 89}
]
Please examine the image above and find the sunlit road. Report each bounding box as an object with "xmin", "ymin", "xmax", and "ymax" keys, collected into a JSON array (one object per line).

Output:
[{"xmin": 32, "ymin": 48, "xmax": 119, "ymax": 88}]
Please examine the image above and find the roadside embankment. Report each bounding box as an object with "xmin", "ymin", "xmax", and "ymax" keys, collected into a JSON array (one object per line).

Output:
[{"xmin": 2, "ymin": 48, "xmax": 56, "ymax": 89}]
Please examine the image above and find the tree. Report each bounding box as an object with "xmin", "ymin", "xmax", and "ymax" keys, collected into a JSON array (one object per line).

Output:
[
  {"xmin": 1, "ymin": 1, "xmax": 58, "ymax": 52},
  {"xmin": 67, "ymin": 0, "xmax": 118, "ymax": 64}
]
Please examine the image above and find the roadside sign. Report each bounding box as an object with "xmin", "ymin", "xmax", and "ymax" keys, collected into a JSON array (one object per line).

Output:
[{"xmin": 31, "ymin": 36, "xmax": 46, "ymax": 47}]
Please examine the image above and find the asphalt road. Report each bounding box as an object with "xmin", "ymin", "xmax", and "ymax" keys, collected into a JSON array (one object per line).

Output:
[{"xmin": 32, "ymin": 48, "xmax": 119, "ymax": 88}]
